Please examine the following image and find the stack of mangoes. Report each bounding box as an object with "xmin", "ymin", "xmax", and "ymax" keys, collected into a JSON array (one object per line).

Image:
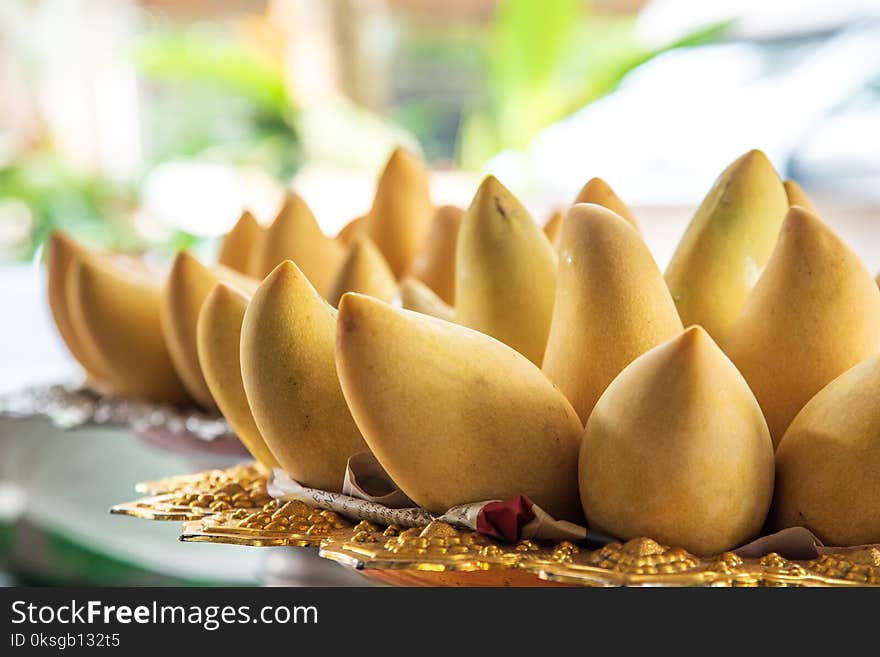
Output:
[{"xmin": 47, "ymin": 148, "xmax": 880, "ymax": 554}]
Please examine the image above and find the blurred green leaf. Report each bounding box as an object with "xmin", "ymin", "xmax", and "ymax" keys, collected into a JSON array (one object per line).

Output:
[
  {"xmin": 459, "ymin": 1, "xmax": 730, "ymax": 168},
  {"xmin": 0, "ymin": 152, "xmax": 140, "ymax": 259},
  {"xmin": 133, "ymin": 29, "xmax": 300, "ymax": 180},
  {"xmin": 2, "ymin": 27, "xmax": 304, "ymax": 262},
  {"xmin": 489, "ymin": 0, "xmax": 580, "ymax": 90},
  {"xmin": 486, "ymin": 0, "xmax": 581, "ymax": 149},
  {"xmin": 135, "ymin": 32, "xmax": 289, "ymax": 113}
]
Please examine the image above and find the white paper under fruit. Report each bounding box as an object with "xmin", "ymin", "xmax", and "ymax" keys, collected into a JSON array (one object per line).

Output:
[
  {"xmin": 268, "ymin": 452, "xmax": 850, "ymax": 559},
  {"xmin": 268, "ymin": 452, "xmax": 588, "ymax": 541}
]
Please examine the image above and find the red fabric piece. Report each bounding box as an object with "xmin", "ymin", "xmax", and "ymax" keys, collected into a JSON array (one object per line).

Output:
[{"xmin": 476, "ymin": 496, "xmax": 537, "ymax": 542}]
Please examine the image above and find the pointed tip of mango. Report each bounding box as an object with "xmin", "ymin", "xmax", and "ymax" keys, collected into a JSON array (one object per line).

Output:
[
  {"xmin": 339, "ymin": 289, "xmax": 393, "ymax": 314},
  {"xmin": 469, "ymin": 175, "xmax": 519, "ymax": 217},
  {"xmin": 782, "ymin": 204, "xmax": 824, "ymax": 234},
  {"xmin": 262, "ymin": 259, "xmax": 320, "ymax": 298},
  {"xmin": 335, "ymin": 215, "xmax": 365, "ymax": 244},
  {"xmin": 703, "ymin": 150, "xmax": 784, "ymax": 211},
  {"xmin": 545, "ymin": 208, "xmax": 563, "ymax": 223},
  {"xmin": 169, "ymin": 249, "xmax": 196, "ymax": 271},
  {"xmin": 49, "ymin": 229, "xmax": 75, "ymax": 249},
  {"xmin": 274, "ymin": 192, "xmax": 312, "ymax": 223},
  {"xmin": 344, "ymin": 236, "xmax": 393, "ymax": 273},
  {"xmin": 171, "ymin": 249, "xmax": 197, "ymax": 265},
  {"xmin": 727, "ymin": 148, "xmax": 777, "ymax": 178},
  {"xmin": 386, "ymin": 145, "xmax": 420, "ymax": 166},
  {"xmin": 267, "ymin": 257, "xmax": 303, "ymax": 281},
  {"xmin": 679, "ymin": 324, "xmax": 711, "ymax": 345},
  {"xmin": 48, "ymin": 230, "xmax": 88, "ymax": 264},
  {"xmin": 233, "ymin": 210, "xmax": 259, "ymax": 230},
  {"xmin": 670, "ymin": 324, "xmax": 716, "ymax": 355},
  {"xmin": 205, "ymin": 282, "xmax": 246, "ymax": 311},
  {"xmin": 778, "ymin": 204, "xmax": 849, "ymax": 258},
  {"xmin": 273, "ymin": 193, "xmax": 321, "ymax": 232},
  {"xmin": 475, "ymin": 173, "xmax": 502, "ymax": 194},
  {"xmin": 738, "ymin": 148, "xmax": 771, "ymax": 165},
  {"xmin": 783, "ymin": 179, "xmax": 815, "ymax": 211},
  {"xmin": 563, "ymin": 203, "xmax": 635, "ymax": 244},
  {"xmin": 338, "ymin": 289, "xmax": 366, "ymax": 311},
  {"xmin": 661, "ymin": 325, "xmax": 721, "ymax": 371},
  {"xmin": 543, "ymin": 209, "xmax": 563, "ymax": 241},
  {"xmin": 337, "ymin": 291, "xmax": 382, "ymax": 334},
  {"xmin": 169, "ymin": 250, "xmax": 208, "ymax": 281},
  {"xmin": 387, "ymin": 145, "xmax": 410, "ymax": 159},
  {"xmin": 574, "ymin": 177, "xmax": 613, "ymax": 203},
  {"xmin": 380, "ymin": 147, "xmax": 427, "ymax": 183},
  {"xmin": 572, "ymin": 178, "xmax": 639, "ymax": 230}
]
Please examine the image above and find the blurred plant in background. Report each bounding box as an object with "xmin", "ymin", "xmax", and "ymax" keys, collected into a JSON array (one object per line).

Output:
[
  {"xmin": 0, "ymin": 0, "xmax": 728, "ymax": 262},
  {"xmin": 0, "ymin": 20, "xmax": 300, "ymax": 260},
  {"xmin": 0, "ymin": 1, "xmax": 302, "ymax": 260},
  {"xmin": 0, "ymin": 154, "xmax": 136, "ymax": 261},
  {"xmin": 457, "ymin": 0, "xmax": 726, "ymax": 168},
  {"xmin": 135, "ymin": 27, "xmax": 298, "ymax": 178}
]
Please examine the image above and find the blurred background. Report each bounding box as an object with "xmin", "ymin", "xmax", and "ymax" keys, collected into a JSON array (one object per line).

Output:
[{"xmin": 1, "ymin": 0, "xmax": 879, "ymax": 585}]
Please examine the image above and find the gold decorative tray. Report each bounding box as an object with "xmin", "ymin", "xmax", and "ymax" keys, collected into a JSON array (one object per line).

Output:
[
  {"xmin": 112, "ymin": 462, "xmax": 271, "ymax": 521},
  {"xmin": 319, "ymin": 520, "xmax": 567, "ymax": 587},
  {"xmin": 534, "ymin": 538, "xmax": 880, "ymax": 587},
  {"xmin": 112, "ymin": 465, "xmax": 880, "ymax": 587},
  {"xmin": 180, "ymin": 499, "xmax": 351, "ymax": 548},
  {"xmin": 318, "ymin": 521, "xmax": 880, "ymax": 587},
  {"xmin": 135, "ymin": 463, "xmax": 266, "ymax": 495}
]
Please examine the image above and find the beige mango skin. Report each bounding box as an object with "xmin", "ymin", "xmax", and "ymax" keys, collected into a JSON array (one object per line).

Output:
[
  {"xmin": 47, "ymin": 231, "xmax": 110, "ymax": 382},
  {"xmin": 574, "ymin": 178, "xmax": 640, "ymax": 232},
  {"xmin": 543, "ymin": 209, "xmax": 563, "ymax": 246},
  {"xmin": 409, "ymin": 205, "xmax": 462, "ymax": 305},
  {"xmin": 580, "ymin": 326, "xmax": 775, "ymax": 556},
  {"xmin": 325, "ymin": 237, "xmax": 398, "ymax": 307},
  {"xmin": 399, "ymin": 276, "xmax": 454, "ymax": 322},
  {"xmin": 783, "ymin": 179, "xmax": 816, "ymax": 213},
  {"xmin": 542, "ymin": 204, "xmax": 683, "ymax": 424},
  {"xmin": 161, "ymin": 251, "xmax": 258, "ymax": 409},
  {"xmin": 773, "ymin": 354, "xmax": 880, "ymax": 545},
  {"xmin": 336, "ymin": 293, "xmax": 583, "ymax": 521},
  {"xmin": 455, "ymin": 176, "xmax": 557, "ymax": 365},
  {"xmin": 364, "ymin": 148, "xmax": 433, "ymax": 278},
  {"xmin": 68, "ymin": 256, "xmax": 190, "ymax": 404},
  {"xmin": 240, "ymin": 261, "xmax": 367, "ymax": 492},
  {"xmin": 665, "ymin": 149, "xmax": 788, "ymax": 341},
  {"xmin": 724, "ymin": 207, "xmax": 880, "ymax": 446},
  {"xmin": 197, "ymin": 284, "xmax": 279, "ymax": 470},
  {"xmin": 253, "ymin": 194, "xmax": 345, "ymax": 296},
  {"xmin": 218, "ymin": 211, "xmax": 263, "ymax": 277},
  {"xmin": 335, "ymin": 214, "xmax": 365, "ymax": 246}
]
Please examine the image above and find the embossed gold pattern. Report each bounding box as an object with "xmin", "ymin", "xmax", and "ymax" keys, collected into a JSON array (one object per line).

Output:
[
  {"xmin": 536, "ymin": 538, "xmax": 880, "ymax": 587},
  {"xmin": 320, "ymin": 520, "xmax": 558, "ymax": 586},
  {"xmin": 181, "ymin": 499, "xmax": 351, "ymax": 547},
  {"xmin": 322, "ymin": 527, "xmax": 880, "ymax": 587},
  {"xmin": 135, "ymin": 463, "xmax": 266, "ymax": 495},
  {"xmin": 112, "ymin": 466, "xmax": 880, "ymax": 586},
  {"xmin": 112, "ymin": 463, "xmax": 271, "ymax": 520}
]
